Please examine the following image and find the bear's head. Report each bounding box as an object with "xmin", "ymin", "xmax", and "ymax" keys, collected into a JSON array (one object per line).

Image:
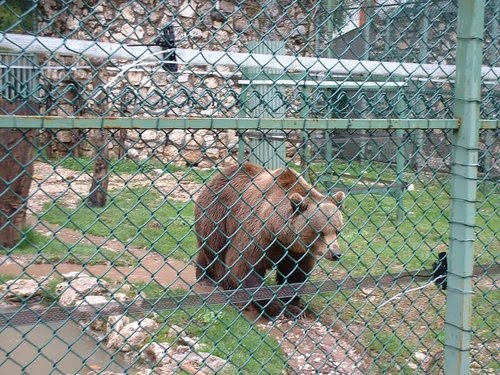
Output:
[{"xmin": 286, "ymin": 191, "xmax": 345, "ymax": 261}]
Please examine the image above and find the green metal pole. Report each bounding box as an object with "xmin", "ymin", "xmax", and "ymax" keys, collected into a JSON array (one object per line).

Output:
[
  {"xmin": 411, "ymin": 4, "xmax": 430, "ymax": 170},
  {"xmin": 444, "ymin": 1, "xmax": 485, "ymax": 374},
  {"xmin": 394, "ymin": 78, "xmax": 406, "ymax": 223},
  {"xmin": 394, "ymin": 131, "xmax": 405, "ymax": 222},
  {"xmin": 324, "ymin": 0, "xmax": 336, "ymax": 187},
  {"xmin": 300, "ymin": 86, "xmax": 311, "ymax": 182}
]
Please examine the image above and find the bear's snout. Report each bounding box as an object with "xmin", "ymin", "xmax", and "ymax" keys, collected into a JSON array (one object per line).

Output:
[
  {"xmin": 324, "ymin": 248, "xmax": 342, "ymax": 261},
  {"xmin": 325, "ymin": 251, "xmax": 342, "ymax": 261},
  {"xmin": 322, "ymin": 239, "xmax": 342, "ymax": 261}
]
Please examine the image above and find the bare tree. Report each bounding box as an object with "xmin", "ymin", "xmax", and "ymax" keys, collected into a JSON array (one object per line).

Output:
[
  {"xmin": 0, "ymin": 129, "xmax": 35, "ymax": 248},
  {"xmin": 87, "ymin": 129, "xmax": 110, "ymax": 208}
]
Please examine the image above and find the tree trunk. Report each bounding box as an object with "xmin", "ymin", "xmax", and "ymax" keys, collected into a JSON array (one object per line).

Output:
[
  {"xmin": 87, "ymin": 130, "xmax": 110, "ymax": 208},
  {"xmin": 0, "ymin": 129, "xmax": 35, "ymax": 248}
]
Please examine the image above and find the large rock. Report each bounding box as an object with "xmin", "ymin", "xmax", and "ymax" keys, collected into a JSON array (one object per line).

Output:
[
  {"xmin": 171, "ymin": 351, "xmax": 233, "ymax": 374},
  {"xmin": 59, "ymin": 288, "xmax": 80, "ymax": 307},
  {"xmin": 4, "ymin": 279, "xmax": 41, "ymax": 301},
  {"xmin": 182, "ymin": 149, "xmax": 203, "ymax": 165},
  {"xmin": 168, "ymin": 130, "xmax": 186, "ymax": 147},
  {"xmin": 141, "ymin": 130, "xmax": 159, "ymax": 142},
  {"xmin": 57, "ymin": 275, "xmax": 108, "ymax": 307},
  {"xmin": 140, "ymin": 342, "xmax": 171, "ymax": 364},
  {"xmin": 107, "ymin": 317, "xmax": 159, "ymax": 352}
]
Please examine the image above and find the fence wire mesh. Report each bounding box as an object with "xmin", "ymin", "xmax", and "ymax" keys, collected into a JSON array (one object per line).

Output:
[{"xmin": 0, "ymin": 1, "xmax": 498, "ymax": 374}]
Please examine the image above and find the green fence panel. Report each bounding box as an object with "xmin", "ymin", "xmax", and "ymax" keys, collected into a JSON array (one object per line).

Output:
[{"xmin": 0, "ymin": 1, "xmax": 498, "ymax": 375}]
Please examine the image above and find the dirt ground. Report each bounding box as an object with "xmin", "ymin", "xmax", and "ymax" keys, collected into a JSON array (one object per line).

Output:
[{"xmin": 27, "ymin": 161, "xmax": 201, "ymax": 212}]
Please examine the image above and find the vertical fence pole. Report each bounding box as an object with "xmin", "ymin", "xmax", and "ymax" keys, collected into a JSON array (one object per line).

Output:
[{"xmin": 444, "ymin": 1, "xmax": 485, "ymax": 374}]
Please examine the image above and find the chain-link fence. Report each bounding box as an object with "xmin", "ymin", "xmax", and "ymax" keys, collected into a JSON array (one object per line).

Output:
[{"xmin": 0, "ymin": 1, "xmax": 498, "ymax": 374}]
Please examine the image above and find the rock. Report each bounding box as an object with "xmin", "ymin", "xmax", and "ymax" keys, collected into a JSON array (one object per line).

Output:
[
  {"xmin": 182, "ymin": 149, "xmax": 203, "ymax": 165},
  {"xmin": 107, "ymin": 318, "xmax": 159, "ymax": 352},
  {"xmin": 149, "ymin": 168, "xmax": 163, "ymax": 177},
  {"xmin": 205, "ymin": 77, "xmax": 218, "ymax": 89},
  {"xmin": 197, "ymin": 159, "xmax": 214, "ymax": 168},
  {"xmin": 140, "ymin": 342, "xmax": 170, "ymax": 364},
  {"xmin": 133, "ymin": 141, "xmax": 146, "ymax": 149},
  {"xmin": 57, "ymin": 275, "xmax": 107, "ymax": 307},
  {"xmin": 203, "ymin": 134, "xmax": 216, "ymax": 148},
  {"xmin": 56, "ymin": 130, "xmax": 73, "ymax": 143},
  {"xmin": 171, "ymin": 351, "xmax": 233, "ymax": 374},
  {"xmin": 66, "ymin": 17, "xmax": 79, "ymax": 30},
  {"xmin": 59, "ymin": 288, "xmax": 80, "ymax": 307},
  {"xmin": 142, "ymin": 130, "xmax": 158, "ymax": 142},
  {"xmin": 407, "ymin": 362, "xmax": 418, "ymax": 370},
  {"xmin": 69, "ymin": 276, "xmax": 106, "ymax": 295},
  {"xmin": 90, "ymin": 318, "xmax": 107, "ymax": 332},
  {"xmin": 62, "ymin": 271, "xmax": 89, "ymax": 280},
  {"xmin": 414, "ymin": 351, "xmax": 427, "ymax": 362},
  {"xmin": 168, "ymin": 130, "xmax": 186, "ymax": 147},
  {"xmin": 179, "ymin": 0, "xmax": 195, "ymax": 18},
  {"xmin": 163, "ymin": 145, "xmax": 180, "ymax": 160},
  {"xmin": 126, "ymin": 72, "xmax": 142, "ymax": 86},
  {"xmin": 127, "ymin": 148, "xmax": 140, "ymax": 159},
  {"xmin": 119, "ymin": 24, "xmax": 145, "ymax": 41},
  {"xmin": 167, "ymin": 325, "xmax": 184, "ymax": 340},
  {"xmin": 219, "ymin": 0, "xmax": 234, "ymax": 13},
  {"xmin": 178, "ymin": 335, "xmax": 199, "ymax": 348},
  {"xmin": 121, "ymin": 5, "xmax": 136, "ymax": 22},
  {"xmin": 106, "ymin": 315, "xmax": 131, "ymax": 350},
  {"xmin": 233, "ymin": 17, "xmax": 249, "ymax": 33},
  {"xmin": 205, "ymin": 148, "xmax": 220, "ymax": 159},
  {"xmin": 4, "ymin": 279, "xmax": 41, "ymax": 301},
  {"xmin": 188, "ymin": 28, "xmax": 203, "ymax": 39},
  {"xmin": 177, "ymin": 73, "xmax": 190, "ymax": 83},
  {"xmin": 79, "ymin": 295, "xmax": 109, "ymax": 307},
  {"xmin": 113, "ymin": 293, "xmax": 128, "ymax": 303}
]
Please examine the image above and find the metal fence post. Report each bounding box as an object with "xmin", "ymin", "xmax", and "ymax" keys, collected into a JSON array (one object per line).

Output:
[
  {"xmin": 243, "ymin": 40, "xmax": 286, "ymax": 169},
  {"xmin": 444, "ymin": 1, "xmax": 485, "ymax": 374}
]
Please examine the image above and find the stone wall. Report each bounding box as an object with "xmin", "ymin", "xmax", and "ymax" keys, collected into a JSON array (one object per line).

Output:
[
  {"xmin": 36, "ymin": 0, "xmax": 497, "ymax": 165},
  {"xmin": 38, "ymin": 0, "xmax": 316, "ymax": 164}
]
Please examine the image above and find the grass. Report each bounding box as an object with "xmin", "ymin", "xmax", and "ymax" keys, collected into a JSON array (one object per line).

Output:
[
  {"xmin": 119, "ymin": 281, "xmax": 287, "ymax": 374},
  {"xmin": 47, "ymin": 155, "xmax": 216, "ymax": 183},
  {"xmin": 310, "ymin": 280, "xmax": 498, "ymax": 374},
  {"xmin": 155, "ymin": 306, "xmax": 287, "ymax": 374},
  {"xmin": 2, "ymin": 230, "xmax": 137, "ymax": 266},
  {"xmin": 40, "ymin": 161, "xmax": 499, "ymax": 275},
  {"xmin": 41, "ymin": 187, "xmax": 196, "ymax": 262}
]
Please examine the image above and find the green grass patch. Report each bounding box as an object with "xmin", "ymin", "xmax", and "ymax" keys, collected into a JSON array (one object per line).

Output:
[
  {"xmin": 39, "ymin": 160, "xmax": 499, "ymax": 273},
  {"xmin": 3, "ymin": 230, "xmax": 136, "ymax": 266},
  {"xmin": 111, "ymin": 282, "xmax": 286, "ymax": 374},
  {"xmin": 47, "ymin": 155, "xmax": 217, "ymax": 183},
  {"xmin": 41, "ymin": 188, "xmax": 196, "ymax": 262},
  {"xmin": 154, "ymin": 306, "xmax": 286, "ymax": 374},
  {"xmin": 311, "ymin": 283, "xmax": 498, "ymax": 374}
]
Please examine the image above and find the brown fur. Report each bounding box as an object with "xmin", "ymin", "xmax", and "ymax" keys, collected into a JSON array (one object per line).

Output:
[{"xmin": 194, "ymin": 162, "xmax": 344, "ymax": 317}]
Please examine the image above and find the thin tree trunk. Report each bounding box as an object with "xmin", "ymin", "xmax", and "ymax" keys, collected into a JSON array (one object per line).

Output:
[
  {"xmin": 0, "ymin": 129, "xmax": 35, "ymax": 248},
  {"xmin": 87, "ymin": 130, "xmax": 109, "ymax": 208}
]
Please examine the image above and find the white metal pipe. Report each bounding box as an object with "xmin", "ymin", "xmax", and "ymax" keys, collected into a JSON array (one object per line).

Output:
[{"xmin": 1, "ymin": 32, "xmax": 499, "ymax": 80}]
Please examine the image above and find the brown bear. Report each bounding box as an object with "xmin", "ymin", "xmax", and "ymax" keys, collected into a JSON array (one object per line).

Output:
[{"xmin": 194, "ymin": 162, "xmax": 345, "ymax": 317}]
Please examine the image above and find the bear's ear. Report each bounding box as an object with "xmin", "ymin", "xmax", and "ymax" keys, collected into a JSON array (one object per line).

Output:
[
  {"xmin": 290, "ymin": 192, "xmax": 306, "ymax": 213},
  {"xmin": 333, "ymin": 191, "xmax": 346, "ymax": 207}
]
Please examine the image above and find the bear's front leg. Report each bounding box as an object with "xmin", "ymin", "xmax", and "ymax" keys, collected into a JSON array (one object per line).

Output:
[
  {"xmin": 240, "ymin": 267, "xmax": 285, "ymax": 318},
  {"xmin": 226, "ymin": 255, "xmax": 284, "ymax": 318},
  {"xmin": 277, "ymin": 253, "xmax": 316, "ymax": 319}
]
